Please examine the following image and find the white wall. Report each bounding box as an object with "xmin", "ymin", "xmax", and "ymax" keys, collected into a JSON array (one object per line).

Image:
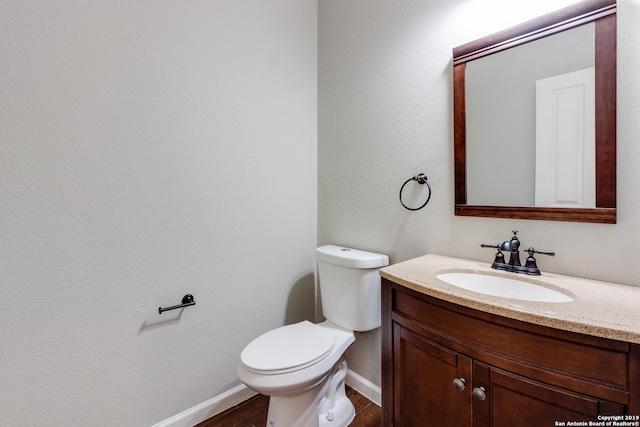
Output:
[
  {"xmin": 0, "ymin": 1, "xmax": 317, "ymax": 426},
  {"xmin": 318, "ymin": 0, "xmax": 640, "ymax": 388}
]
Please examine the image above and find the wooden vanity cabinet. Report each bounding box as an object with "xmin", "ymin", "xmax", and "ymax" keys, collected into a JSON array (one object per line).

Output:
[{"xmin": 381, "ymin": 278, "xmax": 640, "ymax": 426}]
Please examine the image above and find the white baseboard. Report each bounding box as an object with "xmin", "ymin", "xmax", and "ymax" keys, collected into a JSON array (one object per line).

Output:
[
  {"xmin": 151, "ymin": 383, "xmax": 257, "ymax": 427},
  {"xmin": 152, "ymin": 369, "xmax": 381, "ymax": 427},
  {"xmin": 345, "ymin": 369, "xmax": 382, "ymax": 407}
]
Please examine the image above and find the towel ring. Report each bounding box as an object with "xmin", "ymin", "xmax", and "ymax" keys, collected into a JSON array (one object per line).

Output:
[{"xmin": 399, "ymin": 173, "xmax": 431, "ymax": 211}]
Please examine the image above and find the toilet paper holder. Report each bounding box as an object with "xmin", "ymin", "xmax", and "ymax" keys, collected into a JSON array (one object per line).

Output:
[{"xmin": 159, "ymin": 294, "xmax": 196, "ymax": 314}]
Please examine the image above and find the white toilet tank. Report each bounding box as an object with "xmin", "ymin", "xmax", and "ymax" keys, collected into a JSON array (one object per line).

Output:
[{"xmin": 316, "ymin": 245, "xmax": 389, "ymax": 332}]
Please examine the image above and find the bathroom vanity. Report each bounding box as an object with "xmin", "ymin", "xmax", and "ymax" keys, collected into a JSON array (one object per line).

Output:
[{"xmin": 380, "ymin": 255, "xmax": 640, "ymax": 426}]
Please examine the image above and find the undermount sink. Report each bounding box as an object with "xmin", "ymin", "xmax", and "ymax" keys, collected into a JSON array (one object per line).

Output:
[{"xmin": 437, "ymin": 272, "xmax": 573, "ymax": 303}]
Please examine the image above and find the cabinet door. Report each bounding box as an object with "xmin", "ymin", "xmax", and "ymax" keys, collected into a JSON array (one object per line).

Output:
[
  {"xmin": 473, "ymin": 362, "xmax": 624, "ymax": 427},
  {"xmin": 393, "ymin": 323, "xmax": 471, "ymax": 427}
]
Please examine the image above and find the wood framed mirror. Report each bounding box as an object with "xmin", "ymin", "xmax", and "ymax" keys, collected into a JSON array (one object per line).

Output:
[{"xmin": 453, "ymin": 0, "xmax": 616, "ymax": 223}]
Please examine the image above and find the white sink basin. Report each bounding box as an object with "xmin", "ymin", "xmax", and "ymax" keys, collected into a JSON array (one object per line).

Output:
[{"xmin": 437, "ymin": 272, "xmax": 573, "ymax": 303}]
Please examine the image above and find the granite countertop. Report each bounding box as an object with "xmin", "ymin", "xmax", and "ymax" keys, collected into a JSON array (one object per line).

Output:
[{"xmin": 380, "ymin": 254, "xmax": 640, "ymax": 344}]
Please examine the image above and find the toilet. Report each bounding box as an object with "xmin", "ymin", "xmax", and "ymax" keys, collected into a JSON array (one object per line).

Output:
[{"xmin": 237, "ymin": 245, "xmax": 389, "ymax": 427}]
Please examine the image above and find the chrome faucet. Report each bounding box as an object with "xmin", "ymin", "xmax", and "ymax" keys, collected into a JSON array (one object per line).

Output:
[{"xmin": 481, "ymin": 230, "xmax": 554, "ymax": 276}]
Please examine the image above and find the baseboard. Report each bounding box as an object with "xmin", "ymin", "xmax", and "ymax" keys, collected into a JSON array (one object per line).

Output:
[
  {"xmin": 151, "ymin": 383, "xmax": 257, "ymax": 427},
  {"xmin": 346, "ymin": 369, "xmax": 382, "ymax": 407},
  {"xmin": 152, "ymin": 370, "xmax": 381, "ymax": 427}
]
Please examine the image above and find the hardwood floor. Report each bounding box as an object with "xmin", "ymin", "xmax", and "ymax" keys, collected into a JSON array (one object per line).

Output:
[{"xmin": 195, "ymin": 386, "xmax": 381, "ymax": 427}]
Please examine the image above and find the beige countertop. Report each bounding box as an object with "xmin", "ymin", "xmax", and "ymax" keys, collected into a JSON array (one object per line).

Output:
[{"xmin": 380, "ymin": 254, "xmax": 640, "ymax": 344}]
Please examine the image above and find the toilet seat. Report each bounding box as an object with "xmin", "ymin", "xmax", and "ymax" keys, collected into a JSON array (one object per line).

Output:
[{"xmin": 240, "ymin": 321, "xmax": 337, "ymax": 375}]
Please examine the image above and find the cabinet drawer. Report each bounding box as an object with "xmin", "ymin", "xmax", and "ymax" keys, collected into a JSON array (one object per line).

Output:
[{"xmin": 392, "ymin": 285, "xmax": 630, "ymax": 392}]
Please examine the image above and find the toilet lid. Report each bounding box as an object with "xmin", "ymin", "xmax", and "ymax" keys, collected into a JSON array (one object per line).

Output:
[{"xmin": 240, "ymin": 321, "xmax": 336, "ymax": 374}]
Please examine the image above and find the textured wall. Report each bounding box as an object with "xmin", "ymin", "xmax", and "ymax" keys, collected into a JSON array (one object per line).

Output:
[
  {"xmin": 0, "ymin": 1, "xmax": 317, "ymax": 426},
  {"xmin": 318, "ymin": 0, "xmax": 640, "ymax": 387}
]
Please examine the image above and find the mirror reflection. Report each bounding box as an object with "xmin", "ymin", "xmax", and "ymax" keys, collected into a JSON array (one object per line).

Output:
[{"xmin": 466, "ymin": 23, "xmax": 595, "ymax": 207}]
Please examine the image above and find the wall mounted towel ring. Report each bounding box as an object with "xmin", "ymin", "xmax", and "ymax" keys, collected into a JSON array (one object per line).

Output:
[{"xmin": 399, "ymin": 173, "xmax": 431, "ymax": 211}]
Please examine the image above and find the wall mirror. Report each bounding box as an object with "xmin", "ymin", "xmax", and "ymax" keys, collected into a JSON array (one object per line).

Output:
[{"xmin": 453, "ymin": 0, "xmax": 616, "ymax": 223}]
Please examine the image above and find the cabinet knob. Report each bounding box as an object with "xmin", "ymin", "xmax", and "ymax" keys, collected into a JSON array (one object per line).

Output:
[
  {"xmin": 453, "ymin": 378, "xmax": 466, "ymax": 391},
  {"xmin": 472, "ymin": 386, "xmax": 486, "ymax": 401}
]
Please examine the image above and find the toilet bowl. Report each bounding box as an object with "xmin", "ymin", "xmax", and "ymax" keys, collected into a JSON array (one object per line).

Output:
[
  {"xmin": 238, "ymin": 321, "xmax": 356, "ymax": 427},
  {"xmin": 237, "ymin": 245, "xmax": 389, "ymax": 427}
]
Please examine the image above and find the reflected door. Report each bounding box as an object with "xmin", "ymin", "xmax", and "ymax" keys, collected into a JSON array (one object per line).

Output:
[{"xmin": 535, "ymin": 68, "xmax": 595, "ymax": 208}]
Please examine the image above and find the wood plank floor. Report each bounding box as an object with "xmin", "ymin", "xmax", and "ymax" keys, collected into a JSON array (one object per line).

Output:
[{"xmin": 195, "ymin": 386, "xmax": 381, "ymax": 427}]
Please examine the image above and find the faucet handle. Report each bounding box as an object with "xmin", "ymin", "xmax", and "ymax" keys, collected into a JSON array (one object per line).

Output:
[
  {"xmin": 524, "ymin": 247, "xmax": 554, "ymax": 275},
  {"xmin": 526, "ymin": 247, "xmax": 555, "ymax": 257},
  {"xmin": 481, "ymin": 243, "xmax": 506, "ymax": 267},
  {"xmin": 481, "ymin": 243, "xmax": 500, "ymax": 249}
]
